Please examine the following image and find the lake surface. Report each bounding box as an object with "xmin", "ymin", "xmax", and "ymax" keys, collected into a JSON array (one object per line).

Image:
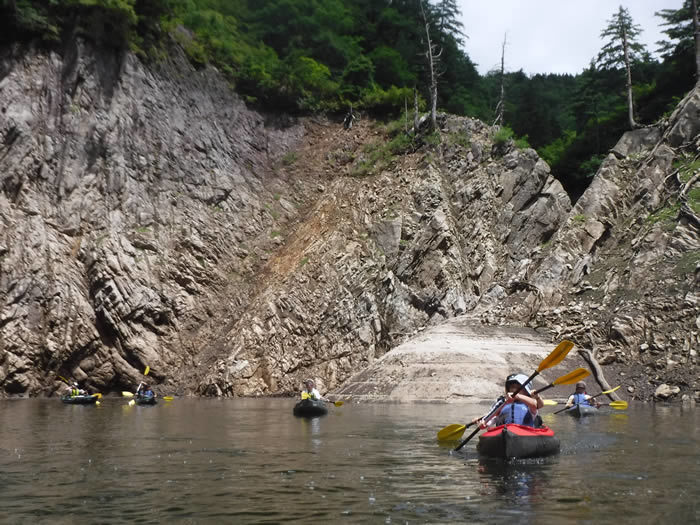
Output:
[{"xmin": 1, "ymin": 398, "xmax": 698, "ymax": 524}]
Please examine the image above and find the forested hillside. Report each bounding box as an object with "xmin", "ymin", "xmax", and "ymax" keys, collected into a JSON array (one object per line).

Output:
[{"xmin": 1, "ymin": 0, "xmax": 697, "ymax": 198}]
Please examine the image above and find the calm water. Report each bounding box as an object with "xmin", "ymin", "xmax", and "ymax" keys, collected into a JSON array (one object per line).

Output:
[{"xmin": 0, "ymin": 398, "xmax": 698, "ymax": 524}]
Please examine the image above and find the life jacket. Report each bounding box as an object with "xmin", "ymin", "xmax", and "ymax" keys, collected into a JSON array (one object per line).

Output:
[
  {"xmin": 573, "ymin": 393, "xmax": 590, "ymax": 406},
  {"xmin": 71, "ymin": 388, "xmax": 80, "ymax": 396},
  {"xmin": 141, "ymin": 390, "xmax": 154, "ymax": 398},
  {"xmin": 301, "ymin": 390, "xmax": 319, "ymax": 400},
  {"xmin": 502, "ymin": 401, "xmax": 535, "ymax": 427}
]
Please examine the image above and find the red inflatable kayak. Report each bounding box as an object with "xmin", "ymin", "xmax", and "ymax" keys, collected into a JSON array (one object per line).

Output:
[{"xmin": 477, "ymin": 424, "xmax": 560, "ymax": 459}]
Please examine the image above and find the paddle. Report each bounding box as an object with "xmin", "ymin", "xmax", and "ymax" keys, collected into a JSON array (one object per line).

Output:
[
  {"xmin": 532, "ymin": 368, "xmax": 590, "ymax": 396},
  {"xmin": 590, "ymin": 385, "xmax": 621, "ymax": 400},
  {"xmin": 453, "ymin": 340, "xmax": 574, "ymax": 452},
  {"xmin": 437, "ymin": 366, "xmax": 579, "ymax": 442},
  {"xmin": 126, "ymin": 366, "xmax": 151, "ymax": 405},
  {"xmin": 602, "ymin": 400, "xmax": 628, "ymax": 410},
  {"xmin": 553, "ymin": 385, "xmax": 621, "ymax": 414}
]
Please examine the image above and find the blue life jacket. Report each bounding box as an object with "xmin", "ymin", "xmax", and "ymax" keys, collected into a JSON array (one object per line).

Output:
[
  {"xmin": 502, "ymin": 401, "xmax": 535, "ymax": 427},
  {"xmin": 572, "ymin": 393, "xmax": 590, "ymax": 406},
  {"xmin": 141, "ymin": 389, "xmax": 154, "ymax": 398}
]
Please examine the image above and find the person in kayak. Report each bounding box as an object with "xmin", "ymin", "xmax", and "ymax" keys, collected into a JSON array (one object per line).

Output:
[
  {"xmin": 65, "ymin": 382, "xmax": 86, "ymax": 397},
  {"xmin": 137, "ymin": 383, "xmax": 156, "ymax": 399},
  {"xmin": 564, "ymin": 381, "xmax": 600, "ymax": 409},
  {"xmin": 301, "ymin": 379, "xmax": 328, "ymax": 402},
  {"xmin": 476, "ymin": 373, "xmax": 544, "ymax": 428}
]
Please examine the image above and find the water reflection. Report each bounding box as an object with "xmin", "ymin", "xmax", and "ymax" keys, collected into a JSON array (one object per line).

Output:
[
  {"xmin": 477, "ymin": 459, "xmax": 554, "ymax": 504},
  {"xmin": 0, "ymin": 399, "xmax": 698, "ymax": 523}
]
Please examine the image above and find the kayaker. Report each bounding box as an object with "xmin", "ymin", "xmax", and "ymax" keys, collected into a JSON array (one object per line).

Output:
[
  {"xmin": 301, "ymin": 379, "xmax": 328, "ymax": 402},
  {"xmin": 476, "ymin": 373, "xmax": 544, "ymax": 428},
  {"xmin": 65, "ymin": 382, "xmax": 86, "ymax": 397},
  {"xmin": 565, "ymin": 381, "xmax": 600, "ymax": 409},
  {"xmin": 139, "ymin": 383, "xmax": 156, "ymax": 399}
]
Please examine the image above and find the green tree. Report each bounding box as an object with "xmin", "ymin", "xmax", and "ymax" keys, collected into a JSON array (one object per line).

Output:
[
  {"xmin": 597, "ymin": 5, "xmax": 648, "ymax": 129},
  {"xmin": 656, "ymin": 0, "xmax": 700, "ymax": 79},
  {"xmin": 433, "ymin": 0, "xmax": 465, "ymax": 44}
]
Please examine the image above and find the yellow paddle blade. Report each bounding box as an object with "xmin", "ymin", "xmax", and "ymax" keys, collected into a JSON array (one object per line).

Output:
[
  {"xmin": 537, "ymin": 340, "xmax": 575, "ymax": 372},
  {"xmin": 96, "ymin": 401, "xmax": 101, "ymax": 406},
  {"xmin": 609, "ymin": 400, "xmax": 628, "ymax": 410},
  {"xmin": 552, "ymin": 367, "xmax": 590, "ymax": 386},
  {"xmin": 122, "ymin": 391, "xmax": 135, "ymax": 397},
  {"xmin": 163, "ymin": 396, "xmax": 174, "ymax": 401},
  {"xmin": 437, "ymin": 424, "xmax": 466, "ymax": 441},
  {"xmin": 144, "ymin": 366, "xmax": 150, "ymax": 376},
  {"xmin": 542, "ymin": 399, "xmax": 558, "ymax": 406},
  {"xmin": 602, "ymin": 385, "xmax": 621, "ymax": 395},
  {"xmin": 58, "ymin": 375, "xmax": 71, "ymax": 385},
  {"xmin": 128, "ymin": 399, "xmax": 135, "ymax": 406},
  {"xmin": 334, "ymin": 400, "xmax": 344, "ymax": 407},
  {"xmin": 92, "ymin": 393, "xmax": 103, "ymax": 399}
]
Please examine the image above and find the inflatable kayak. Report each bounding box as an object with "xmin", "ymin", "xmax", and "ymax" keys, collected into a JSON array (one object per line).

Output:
[
  {"xmin": 565, "ymin": 404, "xmax": 598, "ymax": 417},
  {"xmin": 477, "ymin": 424, "xmax": 560, "ymax": 459},
  {"xmin": 61, "ymin": 394, "xmax": 99, "ymax": 405},
  {"xmin": 134, "ymin": 395, "xmax": 157, "ymax": 406},
  {"xmin": 293, "ymin": 399, "xmax": 328, "ymax": 417}
]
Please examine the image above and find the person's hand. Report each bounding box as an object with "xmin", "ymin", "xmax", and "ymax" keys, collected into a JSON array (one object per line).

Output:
[
  {"xmin": 505, "ymin": 393, "xmax": 516, "ymax": 404},
  {"xmin": 478, "ymin": 419, "xmax": 487, "ymax": 429}
]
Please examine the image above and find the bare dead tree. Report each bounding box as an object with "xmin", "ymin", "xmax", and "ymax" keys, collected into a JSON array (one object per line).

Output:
[
  {"xmin": 694, "ymin": 0, "xmax": 700, "ymax": 80},
  {"xmin": 414, "ymin": 87, "xmax": 420, "ymax": 131},
  {"xmin": 404, "ymin": 95, "xmax": 409, "ymax": 133},
  {"xmin": 419, "ymin": 0, "xmax": 441, "ymax": 132},
  {"xmin": 493, "ymin": 33, "xmax": 507, "ymax": 127}
]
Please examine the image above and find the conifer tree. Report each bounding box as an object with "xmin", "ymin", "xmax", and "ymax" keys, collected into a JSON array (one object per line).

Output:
[
  {"xmin": 656, "ymin": 0, "xmax": 700, "ymax": 80},
  {"xmin": 597, "ymin": 5, "xmax": 647, "ymax": 129}
]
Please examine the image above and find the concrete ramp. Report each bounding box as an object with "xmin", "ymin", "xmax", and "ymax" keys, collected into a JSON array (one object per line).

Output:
[{"xmin": 334, "ymin": 319, "xmax": 566, "ymax": 403}]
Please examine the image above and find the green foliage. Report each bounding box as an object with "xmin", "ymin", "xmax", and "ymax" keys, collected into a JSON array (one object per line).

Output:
[
  {"xmin": 677, "ymin": 157, "xmax": 700, "ymax": 183},
  {"xmin": 493, "ymin": 126, "xmax": 514, "ymax": 146},
  {"xmin": 674, "ymin": 250, "xmax": 700, "ymax": 275},
  {"xmin": 514, "ymin": 135, "xmax": 530, "ymax": 150},
  {"xmin": 688, "ymin": 188, "xmax": 700, "ymax": 215},
  {"xmin": 647, "ymin": 203, "xmax": 680, "ymax": 224},
  {"xmin": 2, "ymin": 0, "xmax": 695, "ymax": 205},
  {"xmin": 597, "ymin": 6, "xmax": 647, "ymax": 70},
  {"xmin": 361, "ymin": 85, "xmax": 414, "ymax": 114},
  {"xmin": 281, "ymin": 151, "xmax": 298, "ymax": 166}
]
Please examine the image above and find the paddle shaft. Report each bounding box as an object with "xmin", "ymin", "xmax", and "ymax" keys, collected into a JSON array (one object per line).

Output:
[{"xmin": 552, "ymin": 398, "xmax": 603, "ymax": 414}]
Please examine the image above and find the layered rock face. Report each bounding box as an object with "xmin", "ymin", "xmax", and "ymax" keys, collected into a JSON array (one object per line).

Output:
[
  {"xmin": 0, "ymin": 40, "xmax": 306, "ymax": 394},
  {"xmin": 0, "ymin": 40, "xmax": 697, "ymax": 401}
]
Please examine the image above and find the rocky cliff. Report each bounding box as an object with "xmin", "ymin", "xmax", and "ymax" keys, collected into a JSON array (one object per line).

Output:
[{"xmin": 1, "ymin": 40, "xmax": 697, "ymax": 401}]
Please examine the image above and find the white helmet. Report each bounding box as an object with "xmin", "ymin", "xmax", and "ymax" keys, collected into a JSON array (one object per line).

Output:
[{"xmin": 505, "ymin": 373, "xmax": 533, "ymax": 395}]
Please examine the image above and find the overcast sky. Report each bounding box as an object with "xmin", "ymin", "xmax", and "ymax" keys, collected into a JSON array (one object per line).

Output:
[{"xmin": 457, "ymin": 0, "xmax": 684, "ymax": 76}]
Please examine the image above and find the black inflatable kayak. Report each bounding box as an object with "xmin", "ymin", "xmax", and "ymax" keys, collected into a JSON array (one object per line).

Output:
[
  {"xmin": 61, "ymin": 394, "xmax": 99, "ymax": 405},
  {"xmin": 477, "ymin": 424, "xmax": 560, "ymax": 459},
  {"xmin": 565, "ymin": 404, "xmax": 598, "ymax": 417},
  {"xmin": 134, "ymin": 395, "xmax": 157, "ymax": 405},
  {"xmin": 293, "ymin": 399, "xmax": 328, "ymax": 417}
]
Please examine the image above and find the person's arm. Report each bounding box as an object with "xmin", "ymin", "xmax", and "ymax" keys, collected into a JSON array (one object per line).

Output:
[
  {"xmin": 586, "ymin": 394, "xmax": 600, "ymax": 407},
  {"xmin": 511, "ymin": 392, "xmax": 539, "ymax": 414},
  {"xmin": 479, "ymin": 401, "xmax": 507, "ymax": 428},
  {"xmin": 531, "ymin": 391, "xmax": 544, "ymax": 410},
  {"xmin": 565, "ymin": 394, "xmax": 574, "ymax": 407}
]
